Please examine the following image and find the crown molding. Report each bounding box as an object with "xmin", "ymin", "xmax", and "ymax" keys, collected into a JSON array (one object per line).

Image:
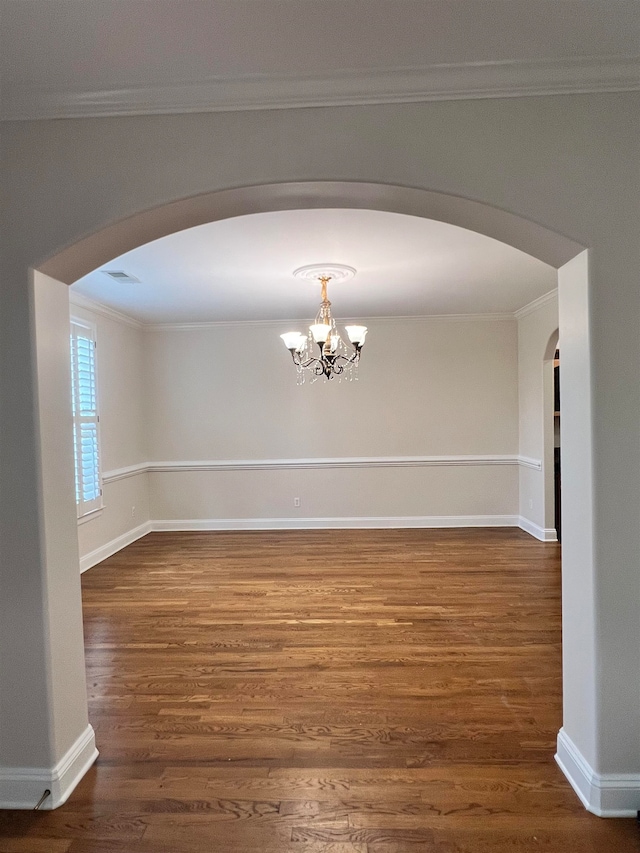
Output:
[
  {"xmin": 69, "ymin": 291, "xmax": 143, "ymax": 329},
  {"xmin": 514, "ymin": 289, "xmax": 558, "ymax": 320},
  {"xmin": 70, "ymin": 290, "xmax": 547, "ymax": 330},
  {"xmin": 145, "ymin": 313, "xmax": 512, "ymax": 332},
  {"xmin": 3, "ymin": 56, "xmax": 639, "ymax": 121}
]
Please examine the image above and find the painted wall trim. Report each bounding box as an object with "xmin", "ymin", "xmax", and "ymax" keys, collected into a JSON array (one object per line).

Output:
[
  {"xmin": 77, "ymin": 506, "xmax": 104, "ymax": 525},
  {"xmin": 69, "ymin": 291, "xmax": 143, "ymax": 329},
  {"xmin": 79, "ymin": 511, "xmax": 557, "ymax": 579},
  {"xmin": 103, "ymin": 455, "xmax": 539, "ymax": 481},
  {"xmin": 516, "ymin": 455, "xmax": 542, "ymax": 471},
  {"xmin": 556, "ymin": 728, "xmax": 640, "ymax": 818},
  {"xmin": 80, "ymin": 521, "xmax": 152, "ymax": 573},
  {"xmin": 68, "ymin": 298, "xmax": 514, "ymax": 330},
  {"xmin": 151, "ymin": 515, "xmax": 519, "ymax": 531},
  {"xmin": 66, "ymin": 291, "xmax": 557, "ymax": 331},
  {"xmin": 79, "ymin": 515, "xmax": 522, "ymax": 572},
  {"xmin": 518, "ymin": 516, "xmax": 558, "ymax": 542},
  {"xmin": 514, "ymin": 289, "xmax": 558, "ymax": 320},
  {"xmin": 152, "ymin": 455, "xmax": 520, "ymax": 472},
  {"xmin": 5, "ymin": 56, "xmax": 639, "ymax": 120},
  {"xmin": 145, "ymin": 313, "xmax": 512, "ymax": 331},
  {"xmin": 102, "ymin": 463, "xmax": 149, "ymax": 484},
  {"xmin": 0, "ymin": 725, "xmax": 98, "ymax": 810}
]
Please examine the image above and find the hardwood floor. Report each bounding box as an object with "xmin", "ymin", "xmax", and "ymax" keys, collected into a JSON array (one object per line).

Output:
[{"xmin": 1, "ymin": 529, "xmax": 638, "ymax": 852}]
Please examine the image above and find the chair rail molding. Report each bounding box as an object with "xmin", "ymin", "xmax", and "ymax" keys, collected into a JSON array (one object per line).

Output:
[{"xmin": 103, "ymin": 454, "xmax": 540, "ymax": 483}]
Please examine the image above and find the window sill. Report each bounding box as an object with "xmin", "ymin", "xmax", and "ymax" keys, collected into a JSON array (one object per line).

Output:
[{"xmin": 77, "ymin": 506, "xmax": 104, "ymax": 526}]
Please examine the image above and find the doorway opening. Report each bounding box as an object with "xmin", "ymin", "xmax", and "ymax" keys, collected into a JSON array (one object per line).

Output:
[
  {"xmin": 18, "ymin": 182, "xmax": 591, "ymax": 813},
  {"xmin": 554, "ymin": 348, "xmax": 561, "ymax": 542}
]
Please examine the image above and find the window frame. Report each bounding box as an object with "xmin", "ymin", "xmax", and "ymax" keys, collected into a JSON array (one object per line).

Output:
[{"xmin": 70, "ymin": 317, "xmax": 104, "ymax": 521}]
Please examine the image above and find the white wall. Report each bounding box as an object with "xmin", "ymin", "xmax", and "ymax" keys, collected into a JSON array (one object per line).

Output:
[
  {"xmin": 517, "ymin": 292, "xmax": 559, "ymax": 539},
  {"xmin": 0, "ymin": 272, "xmax": 98, "ymax": 808},
  {"xmin": 71, "ymin": 306, "xmax": 520, "ymax": 557},
  {"xmin": 73, "ymin": 308, "xmax": 521, "ymax": 539},
  {"xmin": 144, "ymin": 316, "xmax": 519, "ymax": 525},
  {"xmin": 69, "ymin": 296, "xmax": 150, "ymax": 568},
  {"xmin": 554, "ymin": 251, "xmax": 599, "ymax": 806}
]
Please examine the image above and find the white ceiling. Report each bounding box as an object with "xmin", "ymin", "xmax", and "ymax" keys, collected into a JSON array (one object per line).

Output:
[
  {"xmin": 71, "ymin": 209, "xmax": 557, "ymax": 324},
  {"xmin": 2, "ymin": 0, "xmax": 638, "ymax": 119}
]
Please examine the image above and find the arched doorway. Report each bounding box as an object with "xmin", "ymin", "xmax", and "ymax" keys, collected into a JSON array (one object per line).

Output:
[
  {"xmin": 11, "ymin": 182, "xmax": 595, "ymax": 810},
  {"xmin": 39, "ymin": 182, "xmax": 582, "ymax": 284}
]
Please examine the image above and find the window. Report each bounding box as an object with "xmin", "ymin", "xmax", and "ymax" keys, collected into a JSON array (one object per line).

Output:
[{"xmin": 70, "ymin": 319, "xmax": 102, "ymax": 518}]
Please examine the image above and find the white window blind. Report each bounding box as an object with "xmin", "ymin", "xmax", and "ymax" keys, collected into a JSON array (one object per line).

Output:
[{"xmin": 70, "ymin": 319, "xmax": 102, "ymax": 518}]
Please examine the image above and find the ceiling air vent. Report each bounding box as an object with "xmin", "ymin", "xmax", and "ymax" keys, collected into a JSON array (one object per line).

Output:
[{"xmin": 103, "ymin": 270, "xmax": 140, "ymax": 284}]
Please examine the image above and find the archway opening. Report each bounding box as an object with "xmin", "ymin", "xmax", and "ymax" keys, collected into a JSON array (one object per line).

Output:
[{"xmin": 27, "ymin": 182, "xmax": 589, "ymax": 811}]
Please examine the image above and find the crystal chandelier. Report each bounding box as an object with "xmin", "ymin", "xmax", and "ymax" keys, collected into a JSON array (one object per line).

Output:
[{"xmin": 280, "ymin": 266, "xmax": 368, "ymax": 383}]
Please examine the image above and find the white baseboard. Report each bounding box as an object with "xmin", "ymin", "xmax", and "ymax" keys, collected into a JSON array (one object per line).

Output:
[
  {"xmin": 79, "ymin": 515, "xmax": 561, "ymax": 570},
  {"xmin": 556, "ymin": 728, "xmax": 640, "ymax": 817},
  {"xmin": 80, "ymin": 520, "xmax": 152, "ymax": 572},
  {"xmin": 0, "ymin": 724, "xmax": 98, "ymax": 810},
  {"xmin": 518, "ymin": 515, "xmax": 558, "ymax": 541},
  {"xmin": 152, "ymin": 515, "xmax": 519, "ymax": 531},
  {"xmin": 78, "ymin": 514, "xmax": 552, "ymax": 573}
]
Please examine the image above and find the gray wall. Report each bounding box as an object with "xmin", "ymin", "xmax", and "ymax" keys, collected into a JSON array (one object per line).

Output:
[{"xmin": 1, "ymin": 93, "xmax": 638, "ymax": 811}]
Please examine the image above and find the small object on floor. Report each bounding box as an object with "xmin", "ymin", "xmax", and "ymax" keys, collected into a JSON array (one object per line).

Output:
[{"xmin": 34, "ymin": 789, "xmax": 51, "ymax": 810}]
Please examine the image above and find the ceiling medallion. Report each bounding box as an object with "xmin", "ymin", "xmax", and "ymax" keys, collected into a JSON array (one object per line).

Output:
[
  {"xmin": 281, "ymin": 266, "xmax": 367, "ymax": 383},
  {"xmin": 292, "ymin": 263, "xmax": 357, "ymax": 284}
]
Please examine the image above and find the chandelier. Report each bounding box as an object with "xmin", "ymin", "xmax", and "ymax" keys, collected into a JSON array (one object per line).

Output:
[{"xmin": 280, "ymin": 265, "xmax": 368, "ymax": 383}]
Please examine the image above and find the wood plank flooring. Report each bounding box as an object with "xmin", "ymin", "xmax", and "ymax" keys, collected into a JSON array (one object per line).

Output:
[{"xmin": 1, "ymin": 529, "xmax": 638, "ymax": 852}]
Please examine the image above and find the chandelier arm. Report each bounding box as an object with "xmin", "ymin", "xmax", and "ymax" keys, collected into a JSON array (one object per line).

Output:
[
  {"xmin": 290, "ymin": 350, "xmax": 323, "ymax": 370},
  {"xmin": 334, "ymin": 350, "xmax": 360, "ymax": 366},
  {"xmin": 291, "ymin": 347, "xmax": 362, "ymax": 373}
]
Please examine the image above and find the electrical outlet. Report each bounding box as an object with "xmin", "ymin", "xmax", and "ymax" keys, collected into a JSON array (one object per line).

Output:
[
  {"xmin": 131, "ymin": 505, "xmax": 136, "ymax": 517},
  {"xmin": 294, "ymin": 497, "xmax": 301, "ymax": 507},
  {"xmin": 528, "ymin": 499, "xmax": 533, "ymax": 510}
]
